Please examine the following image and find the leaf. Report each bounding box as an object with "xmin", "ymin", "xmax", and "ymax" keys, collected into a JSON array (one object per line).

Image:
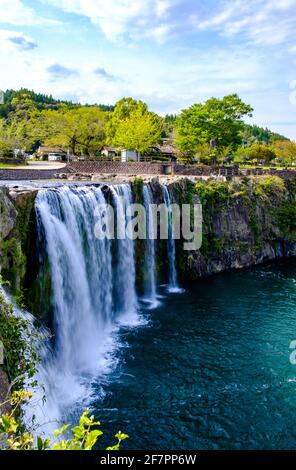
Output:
[
  {"xmin": 115, "ymin": 431, "xmax": 129, "ymax": 441},
  {"xmin": 84, "ymin": 430, "xmax": 103, "ymax": 450},
  {"xmin": 52, "ymin": 423, "xmax": 70, "ymax": 437},
  {"xmin": 71, "ymin": 426, "xmax": 84, "ymax": 440}
]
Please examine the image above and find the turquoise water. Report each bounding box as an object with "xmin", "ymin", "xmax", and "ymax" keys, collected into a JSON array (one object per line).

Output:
[{"xmin": 91, "ymin": 261, "xmax": 296, "ymax": 450}]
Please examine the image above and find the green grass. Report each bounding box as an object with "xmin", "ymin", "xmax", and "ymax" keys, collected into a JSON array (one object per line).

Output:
[{"xmin": 0, "ymin": 163, "xmax": 28, "ymax": 169}]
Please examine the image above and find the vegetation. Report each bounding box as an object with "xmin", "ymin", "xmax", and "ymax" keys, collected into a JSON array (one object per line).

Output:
[
  {"xmin": 0, "ymin": 287, "xmax": 39, "ymax": 385},
  {"xmin": 176, "ymin": 94, "xmax": 253, "ymax": 162},
  {"xmin": 0, "ymin": 88, "xmax": 294, "ymax": 165},
  {"xmin": 0, "ymin": 391, "xmax": 128, "ymax": 451},
  {"xmin": 107, "ymin": 98, "xmax": 163, "ymax": 157}
]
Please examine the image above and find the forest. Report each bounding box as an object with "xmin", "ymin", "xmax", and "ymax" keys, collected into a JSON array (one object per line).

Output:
[{"xmin": 0, "ymin": 88, "xmax": 294, "ymax": 166}]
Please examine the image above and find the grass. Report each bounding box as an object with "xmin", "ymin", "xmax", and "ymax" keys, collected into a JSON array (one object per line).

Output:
[{"xmin": 0, "ymin": 163, "xmax": 28, "ymax": 169}]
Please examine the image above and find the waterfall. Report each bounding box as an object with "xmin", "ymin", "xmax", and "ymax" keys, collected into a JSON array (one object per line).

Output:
[
  {"xmin": 109, "ymin": 184, "xmax": 138, "ymax": 323},
  {"xmin": 20, "ymin": 182, "xmax": 182, "ymax": 434},
  {"xmin": 143, "ymin": 185, "xmax": 158, "ymax": 307},
  {"xmin": 30, "ymin": 184, "xmax": 142, "ymax": 434},
  {"xmin": 162, "ymin": 185, "xmax": 182, "ymax": 293}
]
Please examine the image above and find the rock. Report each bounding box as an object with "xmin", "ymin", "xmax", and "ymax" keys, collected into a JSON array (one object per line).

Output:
[{"xmin": 0, "ymin": 189, "xmax": 17, "ymax": 240}]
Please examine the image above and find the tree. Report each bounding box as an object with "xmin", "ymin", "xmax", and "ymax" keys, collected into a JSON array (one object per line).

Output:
[
  {"xmin": 176, "ymin": 94, "xmax": 253, "ymax": 160},
  {"xmin": 108, "ymin": 98, "xmax": 163, "ymax": 157},
  {"xmin": 240, "ymin": 124, "xmax": 288, "ymax": 146},
  {"xmin": 39, "ymin": 107, "xmax": 108, "ymax": 156},
  {"xmin": 233, "ymin": 144, "xmax": 276, "ymax": 166},
  {"xmin": 0, "ymin": 118, "xmax": 37, "ymax": 156},
  {"xmin": 273, "ymin": 140, "xmax": 296, "ymax": 167}
]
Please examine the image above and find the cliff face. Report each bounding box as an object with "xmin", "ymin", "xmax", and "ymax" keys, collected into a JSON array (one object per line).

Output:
[
  {"xmin": 0, "ymin": 187, "xmax": 38, "ymax": 297},
  {"xmin": 0, "ymin": 175, "xmax": 296, "ymax": 307},
  {"xmin": 168, "ymin": 175, "xmax": 296, "ymax": 280}
]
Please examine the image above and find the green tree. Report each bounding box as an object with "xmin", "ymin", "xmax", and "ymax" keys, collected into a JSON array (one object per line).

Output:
[
  {"xmin": 39, "ymin": 107, "xmax": 107, "ymax": 156},
  {"xmin": 108, "ymin": 98, "xmax": 163, "ymax": 157},
  {"xmin": 248, "ymin": 143, "xmax": 276, "ymax": 164},
  {"xmin": 0, "ymin": 118, "xmax": 37, "ymax": 156},
  {"xmin": 176, "ymin": 94, "xmax": 253, "ymax": 160},
  {"xmin": 273, "ymin": 140, "xmax": 296, "ymax": 167}
]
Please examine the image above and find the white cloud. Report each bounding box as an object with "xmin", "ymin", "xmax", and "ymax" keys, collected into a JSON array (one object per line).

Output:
[
  {"xmin": 0, "ymin": 0, "xmax": 61, "ymax": 26},
  {"xmin": 44, "ymin": 0, "xmax": 174, "ymax": 40},
  {"xmin": 192, "ymin": 0, "xmax": 296, "ymax": 46},
  {"xmin": 0, "ymin": 29, "xmax": 37, "ymax": 51}
]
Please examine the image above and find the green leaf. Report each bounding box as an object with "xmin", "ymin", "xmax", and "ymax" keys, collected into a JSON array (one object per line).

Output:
[
  {"xmin": 84, "ymin": 430, "xmax": 103, "ymax": 450},
  {"xmin": 53, "ymin": 423, "xmax": 70, "ymax": 437}
]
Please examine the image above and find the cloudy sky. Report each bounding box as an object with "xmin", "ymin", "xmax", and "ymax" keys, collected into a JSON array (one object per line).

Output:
[{"xmin": 0, "ymin": 0, "xmax": 296, "ymax": 138}]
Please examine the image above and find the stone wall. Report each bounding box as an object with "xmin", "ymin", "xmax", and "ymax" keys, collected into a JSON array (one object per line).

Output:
[
  {"xmin": 0, "ymin": 168, "xmax": 66, "ymax": 180},
  {"xmin": 0, "ymin": 161, "xmax": 296, "ymax": 181}
]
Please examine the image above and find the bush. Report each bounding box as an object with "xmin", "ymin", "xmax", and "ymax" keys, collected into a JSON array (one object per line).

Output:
[
  {"xmin": 0, "ymin": 391, "xmax": 128, "ymax": 451},
  {"xmin": 194, "ymin": 180, "xmax": 230, "ymax": 206},
  {"xmin": 253, "ymin": 175, "xmax": 285, "ymax": 199},
  {"xmin": 0, "ymin": 288, "xmax": 39, "ymax": 385}
]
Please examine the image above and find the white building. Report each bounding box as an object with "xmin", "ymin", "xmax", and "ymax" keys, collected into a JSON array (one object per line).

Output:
[{"xmin": 121, "ymin": 150, "xmax": 140, "ymax": 162}]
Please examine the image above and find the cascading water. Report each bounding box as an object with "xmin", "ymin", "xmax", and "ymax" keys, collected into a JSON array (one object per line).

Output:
[
  {"xmin": 109, "ymin": 184, "xmax": 138, "ymax": 323},
  {"xmin": 29, "ymin": 184, "xmax": 143, "ymax": 434},
  {"xmin": 143, "ymin": 185, "xmax": 158, "ymax": 307},
  {"xmin": 161, "ymin": 185, "xmax": 182, "ymax": 293},
  {"xmin": 20, "ymin": 182, "xmax": 182, "ymax": 434}
]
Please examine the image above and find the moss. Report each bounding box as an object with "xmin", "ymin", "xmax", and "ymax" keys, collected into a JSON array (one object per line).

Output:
[
  {"xmin": 253, "ymin": 175, "xmax": 285, "ymax": 199},
  {"xmin": 132, "ymin": 177, "xmax": 144, "ymax": 203},
  {"xmin": 14, "ymin": 191, "xmax": 38, "ymax": 253},
  {"xmin": 0, "ymin": 290, "xmax": 39, "ymax": 385},
  {"xmin": 0, "ymin": 238, "xmax": 26, "ymax": 294},
  {"xmin": 194, "ymin": 180, "xmax": 231, "ymax": 208},
  {"xmin": 278, "ymin": 202, "xmax": 296, "ymax": 234}
]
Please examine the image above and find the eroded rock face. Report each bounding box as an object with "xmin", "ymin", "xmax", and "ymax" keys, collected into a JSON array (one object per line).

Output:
[
  {"xmin": 0, "ymin": 188, "xmax": 17, "ymax": 241},
  {"xmin": 168, "ymin": 176, "xmax": 296, "ymax": 280},
  {"xmin": 0, "ymin": 187, "xmax": 38, "ymax": 293}
]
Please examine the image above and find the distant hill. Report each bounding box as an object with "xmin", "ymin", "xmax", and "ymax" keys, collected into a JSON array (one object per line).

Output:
[
  {"xmin": 241, "ymin": 124, "xmax": 289, "ymax": 145},
  {"xmin": 0, "ymin": 88, "xmax": 114, "ymax": 118}
]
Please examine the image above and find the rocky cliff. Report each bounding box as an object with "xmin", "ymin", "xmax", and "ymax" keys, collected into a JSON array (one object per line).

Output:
[
  {"xmin": 168, "ymin": 175, "xmax": 296, "ymax": 280},
  {"xmin": 0, "ymin": 175, "xmax": 296, "ymax": 307}
]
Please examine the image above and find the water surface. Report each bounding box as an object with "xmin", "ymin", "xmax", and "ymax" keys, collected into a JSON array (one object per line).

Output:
[{"xmin": 91, "ymin": 261, "xmax": 296, "ymax": 450}]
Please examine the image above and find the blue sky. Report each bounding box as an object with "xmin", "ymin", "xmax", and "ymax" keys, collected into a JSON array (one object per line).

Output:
[{"xmin": 0, "ymin": 0, "xmax": 296, "ymax": 138}]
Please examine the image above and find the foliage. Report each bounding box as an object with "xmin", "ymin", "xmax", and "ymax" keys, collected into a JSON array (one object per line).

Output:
[
  {"xmin": 194, "ymin": 180, "xmax": 231, "ymax": 206},
  {"xmin": 279, "ymin": 203, "xmax": 296, "ymax": 232},
  {"xmin": 233, "ymin": 143, "xmax": 276, "ymax": 165},
  {"xmin": 39, "ymin": 107, "xmax": 108, "ymax": 156},
  {"xmin": 252, "ymin": 175, "xmax": 286, "ymax": 199},
  {"xmin": 0, "ymin": 288, "xmax": 39, "ymax": 385},
  {"xmin": 0, "ymin": 391, "xmax": 128, "ymax": 451},
  {"xmin": 132, "ymin": 176, "xmax": 144, "ymax": 202},
  {"xmin": 107, "ymin": 98, "xmax": 163, "ymax": 155},
  {"xmin": 0, "ymin": 88, "xmax": 292, "ymax": 162},
  {"xmin": 272, "ymin": 140, "xmax": 296, "ymax": 167},
  {"xmin": 241, "ymin": 124, "xmax": 288, "ymax": 146},
  {"xmin": 176, "ymin": 94, "xmax": 253, "ymax": 159}
]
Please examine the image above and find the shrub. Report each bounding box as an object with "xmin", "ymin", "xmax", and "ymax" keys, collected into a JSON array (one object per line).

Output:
[{"xmin": 0, "ymin": 391, "xmax": 128, "ymax": 451}]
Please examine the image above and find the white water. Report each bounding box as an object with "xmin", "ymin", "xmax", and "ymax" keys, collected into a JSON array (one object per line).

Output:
[
  {"xmin": 143, "ymin": 185, "xmax": 158, "ymax": 308},
  {"xmin": 161, "ymin": 185, "xmax": 183, "ymax": 293},
  {"xmin": 19, "ymin": 183, "xmax": 182, "ymax": 434}
]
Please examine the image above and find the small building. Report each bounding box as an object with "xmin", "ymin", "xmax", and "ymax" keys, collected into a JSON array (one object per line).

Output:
[
  {"xmin": 121, "ymin": 149, "xmax": 140, "ymax": 162},
  {"xmin": 149, "ymin": 142, "xmax": 177, "ymax": 161},
  {"xmin": 37, "ymin": 146, "xmax": 67, "ymax": 161},
  {"xmin": 101, "ymin": 146, "xmax": 118, "ymax": 159}
]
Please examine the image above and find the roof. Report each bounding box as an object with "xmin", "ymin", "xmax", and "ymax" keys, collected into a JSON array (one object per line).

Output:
[
  {"xmin": 151, "ymin": 143, "xmax": 177, "ymax": 155},
  {"xmin": 102, "ymin": 146, "xmax": 118, "ymax": 152},
  {"xmin": 38, "ymin": 146, "xmax": 66, "ymax": 153}
]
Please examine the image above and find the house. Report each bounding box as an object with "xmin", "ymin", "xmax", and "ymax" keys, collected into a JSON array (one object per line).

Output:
[
  {"xmin": 121, "ymin": 149, "xmax": 140, "ymax": 162},
  {"xmin": 101, "ymin": 146, "xmax": 118, "ymax": 159},
  {"xmin": 149, "ymin": 142, "xmax": 177, "ymax": 161},
  {"xmin": 37, "ymin": 146, "xmax": 67, "ymax": 161}
]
